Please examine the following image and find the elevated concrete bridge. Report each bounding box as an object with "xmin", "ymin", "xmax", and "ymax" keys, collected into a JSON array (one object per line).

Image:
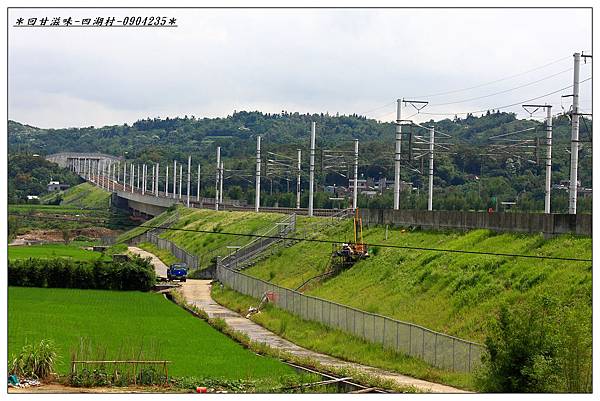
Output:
[
  {"xmin": 60, "ymin": 152, "xmax": 343, "ymax": 218},
  {"xmin": 56, "ymin": 152, "xmax": 591, "ymax": 236}
]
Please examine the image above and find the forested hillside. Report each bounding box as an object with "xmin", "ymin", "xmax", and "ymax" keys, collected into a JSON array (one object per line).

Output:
[
  {"xmin": 8, "ymin": 110, "xmax": 592, "ymax": 212},
  {"xmin": 8, "ymin": 153, "xmax": 82, "ymax": 203}
]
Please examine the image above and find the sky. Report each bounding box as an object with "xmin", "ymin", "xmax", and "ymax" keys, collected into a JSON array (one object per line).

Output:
[{"xmin": 8, "ymin": 8, "xmax": 593, "ymax": 128}]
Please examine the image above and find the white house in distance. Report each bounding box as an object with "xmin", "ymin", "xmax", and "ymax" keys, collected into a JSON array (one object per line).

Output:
[{"xmin": 47, "ymin": 181, "xmax": 70, "ymax": 192}]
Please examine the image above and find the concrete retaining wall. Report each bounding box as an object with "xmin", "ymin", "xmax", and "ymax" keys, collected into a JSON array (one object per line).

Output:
[{"xmin": 359, "ymin": 209, "xmax": 592, "ymax": 237}]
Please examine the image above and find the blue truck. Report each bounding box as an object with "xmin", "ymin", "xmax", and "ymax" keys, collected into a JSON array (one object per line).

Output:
[{"xmin": 167, "ymin": 262, "xmax": 188, "ymax": 282}]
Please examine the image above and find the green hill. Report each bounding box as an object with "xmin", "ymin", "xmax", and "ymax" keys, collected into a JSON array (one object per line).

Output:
[{"xmin": 7, "ymin": 110, "xmax": 593, "ymax": 213}]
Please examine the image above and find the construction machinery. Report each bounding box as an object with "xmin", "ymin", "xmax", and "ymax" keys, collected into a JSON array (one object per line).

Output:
[{"xmin": 333, "ymin": 208, "xmax": 369, "ymax": 265}]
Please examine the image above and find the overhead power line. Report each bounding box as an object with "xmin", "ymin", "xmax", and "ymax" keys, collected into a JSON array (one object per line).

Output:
[
  {"xmin": 420, "ymin": 77, "xmax": 592, "ymax": 117},
  {"xmin": 361, "ymin": 56, "xmax": 579, "ymax": 118},
  {"xmin": 409, "ymin": 55, "xmax": 572, "ymax": 99},
  {"xmin": 12, "ymin": 213, "xmax": 592, "ymax": 262},
  {"xmin": 427, "ymin": 68, "xmax": 573, "ymax": 107}
]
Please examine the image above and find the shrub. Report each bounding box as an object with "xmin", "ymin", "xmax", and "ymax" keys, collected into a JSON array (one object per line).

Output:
[
  {"xmin": 8, "ymin": 256, "xmax": 156, "ymax": 291},
  {"xmin": 475, "ymin": 296, "xmax": 591, "ymax": 393},
  {"xmin": 9, "ymin": 339, "xmax": 59, "ymax": 380}
]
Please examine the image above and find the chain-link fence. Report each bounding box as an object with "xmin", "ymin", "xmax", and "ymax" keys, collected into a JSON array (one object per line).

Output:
[
  {"xmin": 216, "ymin": 265, "xmax": 484, "ymax": 372},
  {"xmin": 141, "ymin": 232, "xmax": 199, "ymax": 269}
]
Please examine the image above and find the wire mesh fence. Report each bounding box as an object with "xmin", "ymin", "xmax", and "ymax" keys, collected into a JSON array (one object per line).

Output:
[
  {"xmin": 138, "ymin": 232, "xmax": 199, "ymax": 269},
  {"xmin": 216, "ymin": 264, "xmax": 484, "ymax": 373}
]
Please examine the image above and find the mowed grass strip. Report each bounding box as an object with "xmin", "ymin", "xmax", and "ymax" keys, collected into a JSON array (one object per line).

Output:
[
  {"xmin": 8, "ymin": 287, "xmax": 295, "ymax": 379},
  {"xmin": 8, "ymin": 243, "xmax": 110, "ymax": 262}
]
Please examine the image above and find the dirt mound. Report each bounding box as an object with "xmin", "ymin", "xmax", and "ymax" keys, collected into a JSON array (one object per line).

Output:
[{"xmin": 14, "ymin": 227, "xmax": 120, "ymax": 243}]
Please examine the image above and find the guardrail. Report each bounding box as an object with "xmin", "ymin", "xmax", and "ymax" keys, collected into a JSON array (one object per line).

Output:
[{"xmin": 215, "ymin": 265, "xmax": 484, "ymax": 373}]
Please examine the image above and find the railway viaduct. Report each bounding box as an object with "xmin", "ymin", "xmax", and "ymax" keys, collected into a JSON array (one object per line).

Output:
[{"xmin": 47, "ymin": 152, "xmax": 592, "ymax": 236}]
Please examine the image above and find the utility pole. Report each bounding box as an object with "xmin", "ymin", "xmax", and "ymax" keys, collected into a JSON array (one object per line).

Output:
[
  {"xmin": 296, "ymin": 149, "xmax": 301, "ymax": 209},
  {"xmin": 394, "ymin": 99, "xmax": 402, "ymax": 210},
  {"xmin": 150, "ymin": 165, "xmax": 154, "ymax": 195},
  {"xmin": 215, "ymin": 147, "xmax": 221, "ymax": 211},
  {"xmin": 166, "ymin": 165, "xmax": 169, "ymax": 197},
  {"xmin": 179, "ymin": 164, "xmax": 183, "ymax": 199},
  {"xmin": 523, "ymin": 104, "xmax": 553, "ymax": 213},
  {"xmin": 142, "ymin": 164, "xmax": 146, "ymax": 195},
  {"xmin": 255, "ymin": 136, "xmax": 261, "ymax": 212},
  {"xmin": 197, "ymin": 164, "xmax": 201, "ymax": 202},
  {"xmin": 308, "ymin": 122, "xmax": 316, "ymax": 217},
  {"xmin": 130, "ymin": 163, "xmax": 134, "ymax": 193},
  {"xmin": 173, "ymin": 160, "xmax": 177, "ymax": 200},
  {"xmin": 395, "ymin": 99, "xmax": 429, "ymax": 209},
  {"xmin": 353, "ymin": 139, "xmax": 359, "ymax": 210},
  {"xmin": 155, "ymin": 163, "xmax": 159, "ymax": 197},
  {"xmin": 136, "ymin": 164, "xmax": 139, "ymax": 191},
  {"xmin": 568, "ymin": 52, "xmax": 588, "ymax": 214},
  {"xmin": 123, "ymin": 162, "xmax": 127, "ymax": 191},
  {"xmin": 545, "ymin": 107, "xmax": 552, "ymax": 214},
  {"xmin": 219, "ymin": 161, "xmax": 224, "ymax": 204},
  {"xmin": 428, "ymin": 127, "xmax": 435, "ymax": 211},
  {"xmin": 187, "ymin": 155, "xmax": 191, "ymax": 207}
]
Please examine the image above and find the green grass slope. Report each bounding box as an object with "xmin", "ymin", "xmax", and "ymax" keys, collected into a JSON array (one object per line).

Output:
[
  {"xmin": 58, "ymin": 182, "xmax": 112, "ymax": 209},
  {"xmin": 8, "ymin": 287, "xmax": 295, "ymax": 379},
  {"xmin": 244, "ymin": 223, "xmax": 592, "ymax": 343},
  {"xmin": 115, "ymin": 207, "xmax": 179, "ymax": 244},
  {"xmin": 158, "ymin": 208, "xmax": 321, "ymax": 269}
]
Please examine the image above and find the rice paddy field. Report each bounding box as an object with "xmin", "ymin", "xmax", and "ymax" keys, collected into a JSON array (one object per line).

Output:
[
  {"xmin": 8, "ymin": 287, "xmax": 296, "ymax": 380},
  {"xmin": 8, "ymin": 243, "xmax": 110, "ymax": 262}
]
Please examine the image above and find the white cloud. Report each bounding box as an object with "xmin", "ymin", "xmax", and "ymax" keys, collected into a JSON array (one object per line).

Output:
[{"xmin": 8, "ymin": 8, "xmax": 592, "ymax": 128}]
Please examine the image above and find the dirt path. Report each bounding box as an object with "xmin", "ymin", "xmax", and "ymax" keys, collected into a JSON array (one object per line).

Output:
[
  {"xmin": 8, "ymin": 383, "xmax": 187, "ymax": 394},
  {"xmin": 180, "ymin": 279, "xmax": 468, "ymax": 394},
  {"xmin": 128, "ymin": 246, "xmax": 168, "ymax": 277},
  {"xmin": 127, "ymin": 247, "xmax": 467, "ymax": 393}
]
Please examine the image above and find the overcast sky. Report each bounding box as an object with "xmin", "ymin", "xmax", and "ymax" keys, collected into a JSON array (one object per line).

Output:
[{"xmin": 8, "ymin": 8, "xmax": 592, "ymax": 128}]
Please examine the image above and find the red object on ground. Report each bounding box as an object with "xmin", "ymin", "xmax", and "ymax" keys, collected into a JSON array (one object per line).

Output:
[{"xmin": 196, "ymin": 387, "xmax": 207, "ymax": 393}]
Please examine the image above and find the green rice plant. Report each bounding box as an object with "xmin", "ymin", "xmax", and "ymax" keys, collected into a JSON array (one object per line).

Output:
[
  {"xmin": 9, "ymin": 339, "xmax": 59, "ymax": 380},
  {"xmin": 9, "ymin": 287, "xmax": 295, "ymax": 379},
  {"xmin": 68, "ymin": 337, "xmax": 168, "ymax": 387}
]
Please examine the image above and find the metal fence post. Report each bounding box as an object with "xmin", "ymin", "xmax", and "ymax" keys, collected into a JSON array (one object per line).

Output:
[
  {"xmin": 452, "ymin": 338, "xmax": 456, "ymax": 371},
  {"xmin": 468, "ymin": 343, "xmax": 472, "ymax": 372},
  {"xmin": 434, "ymin": 334, "xmax": 438, "ymax": 367},
  {"xmin": 383, "ymin": 318, "xmax": 386, "ymax": 349},
  {"xmin": 373, "ymin": 315, "xmax": 376, "ymax": 344},
  {"xmin": 396, "ymin": 322, "xmax": 399, "ymax": 352}
]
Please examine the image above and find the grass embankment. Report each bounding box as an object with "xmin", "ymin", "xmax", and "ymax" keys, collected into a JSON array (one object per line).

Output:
[
  {"xmin": 211, "ymin": 285, "xmax": 473, "ymax": 390},
  {"xmin": 157, "ymin": 208, "xmax": 322, "ymax": 270},
  {"xmin": 245, "ymin": 223, "xmax": 592, "ymax": 342},
  {"xmin": 51, "ymin": 182, "xmax": 112, "ymax": 209},
  {"xmin": 115, "ymin": 207, "xmax": 179, "ymax": 243},
  {"xmin": 8, "ymin": 243, "xmax": 111, "ymax": 262},
  {"xmin": 8, "ymin": 287, "xmax": 296, "ymax": 381}
]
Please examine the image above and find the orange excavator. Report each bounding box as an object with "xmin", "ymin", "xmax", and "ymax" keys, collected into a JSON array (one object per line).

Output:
[
  {"xmin": 333, "ymin": 208, "xmax": 369, "ymax": 263},
  {"xmin": 295, "ymin": 208, "xmax": 370, "ymax": 293}
]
